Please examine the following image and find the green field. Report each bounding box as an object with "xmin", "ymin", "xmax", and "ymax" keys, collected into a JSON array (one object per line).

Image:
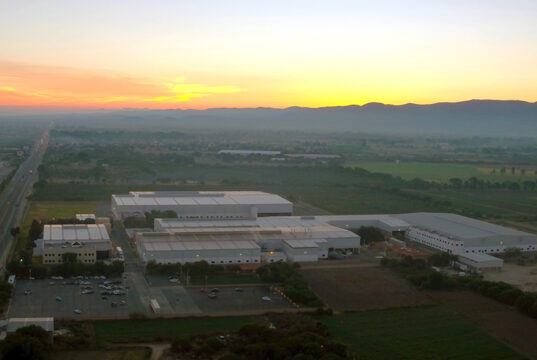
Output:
[
  {"xmin": 321, "ymin": 306, "xmax": 526, "ymax": 360},
  {"xmin": 91, "ymin": 316, "xmax": 260, "ymax": 342},
  {"xmin": 53, "ymin": 348, "xmax": 150, "ymax": 360},
  {"xmin": 349, "ymin": 161, "xmax": 537, "ymax": 182}
]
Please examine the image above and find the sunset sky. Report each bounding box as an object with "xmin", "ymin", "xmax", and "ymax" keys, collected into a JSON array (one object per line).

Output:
[{"xmin": 1, "ymin": 0, "xmax": 536, "ymax": 109}]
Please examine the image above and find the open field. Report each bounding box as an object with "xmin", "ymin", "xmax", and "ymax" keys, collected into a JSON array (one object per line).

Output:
[
  {"xmin": 348, "ymin": 161, "xmax": 537, "ymax": 182},
  {"xmin": 23, "ymin": 201, "xmax": 99, "ymax": 224},
  {"xmin": 321, "ymin": 306, "xmax": 527, "ymax": 360},
  {"xmin": 300, "ymin": 265, "xmax": 429, "ymax": 311},
  {"xmin": 428, "ymin": 290, "xmax": 537, "ymax": 360},
  {"xmin": 53, "ymin": 348, "xmax": 151, "ymax": 360},
  {"xmin": 91, "ymin": 316, "xmax": 260, "ymax": 342}
]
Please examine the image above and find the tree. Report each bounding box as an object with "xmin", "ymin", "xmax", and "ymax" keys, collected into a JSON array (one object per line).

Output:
[
  {"xmin": 0, "ymin": 325, "xmax": 51, "ymax": 360},
  {"xmin": 356, "ymin": 226, "xmax": 384, "ymax": 245},
  {"xmin": 10, "ymin": 227, "xmax": 20, "ymax": 238},
  {"xmin": 28, "ymin": 220, "xmax": 44, "ymax": 241}
]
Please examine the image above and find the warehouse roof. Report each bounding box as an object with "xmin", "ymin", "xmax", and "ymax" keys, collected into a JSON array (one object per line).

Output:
[
  {"xmin": 459, "ymin": 253, "xmax": 503, "ymax": 263},
  {"xmin": 43, "ymin": 224, "xmax": 110, "ymax": 243},
  {"xmin": 395, "ymin": 213, "xmax": 534, "ymax": 240},
  {"xmin": 113, "ymin": 191, "xmax": 291, "ymax": 207},
  {"xmin": 140, "ymin": 235, "xmax": 260, "ymax": 252},
  {"xmin": 155, "ymin": 217, "xmax": 359, "ymax": 241},
  {"xmin": 284, "ymin": 239, "xmax": 324, "ymax": 249}
]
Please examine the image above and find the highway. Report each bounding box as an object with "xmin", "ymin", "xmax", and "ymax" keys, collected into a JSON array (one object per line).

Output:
[{"xmin": 0, "ymin": 130, "xmax": 49, "ymax": 270}]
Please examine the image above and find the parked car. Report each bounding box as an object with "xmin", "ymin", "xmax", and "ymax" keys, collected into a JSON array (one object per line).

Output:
[
  {"xmin": 55, "ymin": 296, "xmax": 62, "ymax": 302},
  {"xmin": 24, "ymin": 289, "xmax": 32, "ymax": 295},
  {"xmin": 208, "ymin": 293, "xmax": 217, "ymax": 299},
  {"xmin": 73, "ymin": 309, "xmax": 82, "ymax": 314}
]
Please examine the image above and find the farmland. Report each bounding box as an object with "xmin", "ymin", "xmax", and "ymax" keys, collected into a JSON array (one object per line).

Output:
[
  {"xmin": 321, "ymin": 306, "xmax": 527, "ymax": 360},
  {"xmin": 300, "ymin": 265, "xmax": 429, "ymax": 311},
  {"xmin": 348, "ymin": 161, "xmax": 537, "ymax": 182},
  {"xmin": 91, "ymin": 316, "xmax": 260, "ymax": 343}
]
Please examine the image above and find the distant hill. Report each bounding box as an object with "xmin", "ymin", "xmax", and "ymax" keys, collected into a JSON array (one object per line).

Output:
[{"xmin": 1, "ymin": 100, "xmax": 536, "ymax": 137}]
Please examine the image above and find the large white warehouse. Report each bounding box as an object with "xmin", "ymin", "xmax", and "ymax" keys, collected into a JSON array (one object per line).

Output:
[
  {"xmin": 137, "ymin": 216, "xmax": 360, "ymax": 264},
  {"xmin": 395, "ymin": 212, "xmax": 537, "ymax": 255},
  {"xmin": 111, "ymin": 191, "xmax": 293, "ymax": 220}
]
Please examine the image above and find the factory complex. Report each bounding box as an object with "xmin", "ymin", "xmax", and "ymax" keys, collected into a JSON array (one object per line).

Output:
[
  {"xmin": 34, "ymin": 191, "xmax": 537, "ymax": 270},
  {"xmin": 112, "ymin": 191, "xmax": 537, "ymax": 270}
]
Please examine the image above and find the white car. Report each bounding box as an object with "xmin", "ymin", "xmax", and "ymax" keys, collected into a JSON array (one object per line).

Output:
[
  {"xmin": 73, "ymin": 309, "xmax": 82, "ymax": 314},
  {"xmin": 262, "ymin": 296, "xmax": 272, "ymax": 301}
]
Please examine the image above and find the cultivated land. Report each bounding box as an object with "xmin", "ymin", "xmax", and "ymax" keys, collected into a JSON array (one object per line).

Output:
[
  {"xmin": 321, "ymin": 306, "xmax": 527, "ymax": 360},
  {"xmin": 91, "ymin": 316, "xmax": 260, "ymax": 343},
  {"xmin": 428, "ymin": 290, "xmax": 537, "ymax": 360},
  {"xmin": 300, "ymin": 264, "xmax": 429, "ymax": 311},
  {"xmin": 348, "ymin": 161, "xmax": 537, "ymax": 182}
]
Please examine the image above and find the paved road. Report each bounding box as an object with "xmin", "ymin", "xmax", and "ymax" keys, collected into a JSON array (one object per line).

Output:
[{"xmin": 0, "ymin": 129, "xmax": 49, "ymax": 270}]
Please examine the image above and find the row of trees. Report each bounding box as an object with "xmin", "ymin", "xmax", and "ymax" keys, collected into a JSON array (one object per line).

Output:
[
  {"xmin": 124, "ymin": 210, "xmax": 177, "ymax": 228},
  {"xmin": 382, "ymin": 256, "xmax": 537, "ymax": 319},
  {"xmin": 170, "ymin": 313, "xmax": 350, "ymax": 360},
  {"xmin": 447, "ymin": 177, "xmax": 537, "ymax": 191},
  {"xmin": 146, "ymin": 259, "xmax": 241, "ymax": 277},
  {"xmin": 356, "ymin": 226, "xmax": 385, "ymax": 245},
  {"xmin": 256, "ymin": 262, "xmax": 322, "ymax": 307}
]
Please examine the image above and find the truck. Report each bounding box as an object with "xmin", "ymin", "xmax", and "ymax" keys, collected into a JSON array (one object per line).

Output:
[{"xmin": 150, "ymin": 298, "xmax": 160, "ymax": 314}]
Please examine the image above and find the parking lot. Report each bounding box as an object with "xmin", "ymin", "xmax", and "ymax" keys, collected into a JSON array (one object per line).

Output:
[
  {"xmin": 8, "ymin": 275, "xmax": 295, "ymax": 319},
  {"xmin": 8, "ymin": 277, "xmax": 145, "ymax": 319},
  {"xmin": 185, "ymin": 285, "xmax": 294, "ymax": 313}
]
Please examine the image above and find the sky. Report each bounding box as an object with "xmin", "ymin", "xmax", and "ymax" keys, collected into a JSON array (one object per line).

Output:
[{"xmin": 1, "ymin": 0, "xmax": 536, "ymax": 109}]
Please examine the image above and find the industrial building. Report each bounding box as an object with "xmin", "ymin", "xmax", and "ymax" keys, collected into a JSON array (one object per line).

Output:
[
  {"xmin": 457, "ymin": 253, "xmax": 504, "ymax": 270},
  {"xmin": 111, "ymin": 191, "xmax": 292, "ymax": 220},
  {"xmin": 395, "ymin": 213, "xmax": 537, "ymax": 255},
  {"xmin": 38, "ymin": 224, "xmax": 113, "ymax": 264},
  {"xmin": 137, "ymin": 217, "xmax": 360, "ymax": 264},
  {"xmin": 218, "ymin": 149, "xmax": 281, "ymax": 156}
]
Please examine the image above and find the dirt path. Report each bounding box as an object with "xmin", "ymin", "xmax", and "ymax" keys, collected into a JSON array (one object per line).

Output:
[{"xmin": 125, "ymin": 343, "xmax": 170, "ymax": 360}]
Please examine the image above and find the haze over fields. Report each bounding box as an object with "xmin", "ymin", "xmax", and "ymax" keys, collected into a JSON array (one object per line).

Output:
[{"xmin": 2, "ymin": 100, "xmax": 536, "ymax": 136}]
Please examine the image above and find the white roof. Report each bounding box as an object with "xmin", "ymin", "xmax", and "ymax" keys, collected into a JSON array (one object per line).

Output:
[
  {"xmin": 113, "ymin": 191, "xmax": 291, "ymax": 207},
  {"xmin": 155, "ymin": 217, "xmax": 359, "ymax": 241},
  {"xmin": 43, "ymin": 224, "xmax": 110, "ymax": 243},
  {"xmin": 395, "ymin": 213, "xmax": 535, "ymax": 240},
  {"xmin": 459, "ymin": 253, "xmax": 503, "ymax": 263},
  {"xmin": 142, "ymin": 238, "xmax": 260, "ymax": 252}
]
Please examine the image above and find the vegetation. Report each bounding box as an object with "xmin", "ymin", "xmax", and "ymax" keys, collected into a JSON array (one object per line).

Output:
[
  {"xmin": 256, "ymin": 262, "xmax": 323, "ymax": 307},
  {"xmin": 91, "ymin": 316, "xmax": 259, "ymax": 343},
  {"xmin": 8, "ymin": 260, "xmax": 124, "ymax": 279},
  {"xmin": 356, "ymin": 226, "xmax": 385, "ymax": 245},
  {"xmin": 320, "ymin": 307, "xmax": 526, "ymax": 360},
  {"xmin": 124, "ymin": 210, "xmax": 177, "ymax": 228},
  {"xmin": 146, "ymin": 260, "xmax": 261, "ymax": 285},
  {"xmin": 383, "ymin": 256, "xmax": 537, "ymax": 320},
  {"xmin": 170, "ymin": 313, "xmax": 351, "ymax": 360},
  {"xmin": 0, "ymin": 325, "xmax": 52, "ymax": 360},
  {"xmin": 0, "ymin": 281, "xmax": 13, "ymax": 314}
]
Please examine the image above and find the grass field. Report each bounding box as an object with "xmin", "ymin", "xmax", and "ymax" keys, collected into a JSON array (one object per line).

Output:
[
  {"xmin": 22, "ymin": 201, "xmax": 99, "ymax": 228},
  {"xmin": 321, "ymin": 306, "xmax": 527, "ymax": 360},
  {"xmin": 53, "ymin": 348, "xmax": 150, "ymax": 360},
  {"xmin": 91, "ymin": 316, "xmax": 260, "ymax": 342},
  {"xmin": 348, "ymin": 161, "xmax": 537, "ymax": 182}
]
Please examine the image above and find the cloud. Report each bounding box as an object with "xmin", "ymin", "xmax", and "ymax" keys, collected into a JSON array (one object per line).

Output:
[{"xmin": 0, "ymin": 61, "xmax": 246, "ymax": 108}]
